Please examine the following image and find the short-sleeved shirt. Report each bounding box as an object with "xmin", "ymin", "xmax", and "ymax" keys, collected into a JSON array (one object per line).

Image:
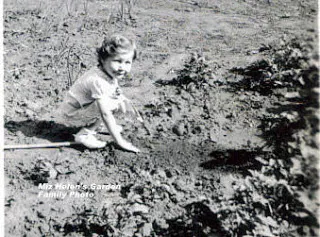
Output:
[{"xmin": 68, "ymin": 66, "xmax": 123, "ymax": 111}]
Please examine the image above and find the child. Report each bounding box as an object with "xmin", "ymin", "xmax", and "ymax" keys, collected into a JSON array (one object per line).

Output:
[{"xmin": 60, "ymin": 34, "xmax": 140, "ymax": 153}]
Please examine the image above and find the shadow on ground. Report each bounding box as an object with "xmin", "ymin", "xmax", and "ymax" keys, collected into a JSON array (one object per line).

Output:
[
  {"xmin": 155, "ymin": 202, "xmax": 226, "ymax": 237},
  {"xmin": 5, "ymin": 119, "xmax": 80, "ymax": 144},
  {"xmin": 200, "ymin": 149, "xmax": 267, "ymax": 174}
]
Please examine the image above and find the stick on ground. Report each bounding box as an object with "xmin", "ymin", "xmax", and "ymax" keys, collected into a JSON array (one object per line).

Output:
[{"xmin": 4, "ymin": 142, "xmax": 79, "ymax": 150}]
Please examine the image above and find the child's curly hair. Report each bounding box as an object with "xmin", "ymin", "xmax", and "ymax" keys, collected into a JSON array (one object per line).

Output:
[{"xmin": 97, "ymin": 34, "xmax": 137, "ymax": 67}]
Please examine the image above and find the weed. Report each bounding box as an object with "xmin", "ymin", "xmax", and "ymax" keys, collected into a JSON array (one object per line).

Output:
[
  {"xmin": 116, "ymin": 0, "xmax": 138, "ymax": 26},
  {"xmin": 83, "ymin": 0, "xmax": 89, "ymax": 15}
]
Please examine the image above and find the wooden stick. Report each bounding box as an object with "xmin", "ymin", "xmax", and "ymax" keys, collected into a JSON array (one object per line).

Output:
[
  {"xmin": 4, "ymin": 142, "xmax": 79, "ymax": 150},
  {"xmin": 132, "ymin": 105, "xmax": 144, "ymax": 122}
]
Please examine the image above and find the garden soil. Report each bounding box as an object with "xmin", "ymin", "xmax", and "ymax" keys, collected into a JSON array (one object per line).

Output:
[{"xmin": 3, "ymin": 0, "xmax": 318, "ymax": 236}]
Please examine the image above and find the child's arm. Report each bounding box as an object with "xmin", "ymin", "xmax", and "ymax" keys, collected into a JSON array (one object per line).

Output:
[{"xmin": 96, "ymin": 98, "xmax": 140, "ymax": 153}]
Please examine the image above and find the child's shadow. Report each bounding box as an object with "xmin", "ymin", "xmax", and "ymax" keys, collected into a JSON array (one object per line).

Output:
[{"xmin": 5, "ymin": 119, "xmax": 85, "ymax": 151}]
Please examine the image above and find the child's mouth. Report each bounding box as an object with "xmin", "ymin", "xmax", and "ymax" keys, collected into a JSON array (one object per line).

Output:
[{"xmin": 115, "ymin": 72, "xmax": 125, "ymax": 76}]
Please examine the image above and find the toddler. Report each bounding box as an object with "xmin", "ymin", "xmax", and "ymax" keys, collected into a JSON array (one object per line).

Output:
[{"xmin": 60, "ymin": 34, "xmax": 140, "ymax": 153}]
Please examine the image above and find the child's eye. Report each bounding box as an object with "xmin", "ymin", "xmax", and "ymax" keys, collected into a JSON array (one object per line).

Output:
[{"xmin": 125, "ymin": 61, "xmax": 132, "ymax": 64}]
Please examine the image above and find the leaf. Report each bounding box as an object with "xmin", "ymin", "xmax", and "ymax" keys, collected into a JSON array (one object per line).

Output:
[
  {"xmin": 252, "ymin": 192, "xmax": 269, "ymax": 205},
  {"xmin": 255, "ymin": 156, "xmax": 269, "ymax": 165},
  {"xmin": 290, "ymin": 158, "xmax": 303, "ymax": 174},
  {"xmin": 296, "ymin": 190, "xmax": 316, "ymax": 213},
  {"xmin": 257, "ymin": 214, "xmax": 278, "ymax": 228},
  {"xmin": 269, "ymin": 159, "xmax": 276, "ymax": 166},
  {"xmin": 279, "ymin": 168, "xmax": 288, "ymax": 177},
  {"xmin": 273, "ymin": 80, "xmax": 283, "ymax": 85},
  {"xmin": 292, "ymin": 211, "xmax": 309, "ymax": 218},
  {"xmin": 253, "ymin": 224, "xmax": 274, "ymax": 236}
]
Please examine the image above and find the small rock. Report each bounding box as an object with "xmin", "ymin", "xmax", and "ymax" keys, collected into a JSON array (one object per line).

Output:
[
  {"xmin": 162, "ymin": 184, "xmax": 171, "ymax": 193},
  {"xmin": 209, "ymin": 128, "xmax": 217, "ymax": 142},
  {"xmin": 207, "ymin": 79, "xmax": 213, "ymax": 86},
  {"xmin": 154, "ymin": 193, "xmax": 161, "ymax": 200},
  {"xmin": 24, "ymin": 108, "xmax": 34, "ymax": 118},
  {"xmin": 156, "ymin": 169, "xmax": 167, "ymax": 179},
  {"xmin": 226, "ymin": 113, "xmax": 233, "ymax": 119},
  {"xmin": 172, "ymin": 123, "xmax": 185, "ymax": 136},
  {"xmin": 37, "ymin": 211, "xmax": 45, "ymax": 218},
  {"xmin": 153, "ymin": 179, "xmax": 161, "ymax": 186},
  {"xmin": 13, "ymin": 69, "xmax": 21, "ymax": 79},
  {"xmin": 131, "ymin": 203, "xmax": 149, "ymax": 214},
  {"xmin": 155, "ymin": 218, "xmax": 169, "ymax": 229},
  {"xmin": 26, "ymin": 102, "xmax": 41, "ymax": 111},
  {"xmin": 156, "ymin": 124, "xmax": 164, "ymax": 132},
  {"xmin": 192, "ymin": 125, "xmax": 203, "ymax": 134},
  {"xmin": 173, "ymin": 179, "xmax": 185, "ymax": 191},
  {"xmin": 168, "ymin": 105, "xmax": 180, "ymax": 120},
  {"xmin": 130, "ymin": 194, "xmax": 143, "ymax": 203},
  {"xmin": 140, "ymin": 223, "xmax": 152, "ymax": 236},
  {"xmin": 285, "ymin": 92, "xmax": 300, "ymax": 98},
  {"xmin": 171, "ymin": 191, "xmax": 184, "ymax": 203},
  {"xmin": 187, "ymin": 83, "xmax": 197, "ymax": 93},
  {"xmin": 122, "ymin": 227, "xmax": 135, "ymax": 237},
  {"xmin": 165, "ymin": 169, "xmax": 173, "ymax": 178},
  {"xmin": 239, "ymin": 94, "xmax": 247, "ymax": 101},
  {"xmin": 180, "ymin": 90, "xmax": 192, "ymax": 101},
  {"xmin": 49, "ymin": 168, "xmax": 58, "ymax": 179}
]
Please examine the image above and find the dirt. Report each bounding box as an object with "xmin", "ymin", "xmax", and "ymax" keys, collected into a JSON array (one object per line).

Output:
[{"xmin": 3, "ymin": 0, "xmax": 318, "ymax": 236}]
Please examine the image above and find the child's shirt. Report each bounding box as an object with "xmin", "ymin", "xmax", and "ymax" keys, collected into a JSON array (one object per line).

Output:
[{"xmin": 68, "ymin": 66, "xmax": 123, "ymax": 111}]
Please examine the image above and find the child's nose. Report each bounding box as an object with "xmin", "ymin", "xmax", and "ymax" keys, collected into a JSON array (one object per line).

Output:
[{"xmin": 119, "ymin": 62, "xmax": 127, "ymax": 70}]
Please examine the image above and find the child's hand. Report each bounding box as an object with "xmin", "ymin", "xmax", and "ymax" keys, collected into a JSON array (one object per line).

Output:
[{"xmin": 118, "ymin": 139, "xmax": 140, "ymax": 153}]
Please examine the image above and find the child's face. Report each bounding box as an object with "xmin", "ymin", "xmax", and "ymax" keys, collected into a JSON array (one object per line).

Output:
[{"xmin": 102, "ymin": 51, "xmax": 134, "ymax": 80}]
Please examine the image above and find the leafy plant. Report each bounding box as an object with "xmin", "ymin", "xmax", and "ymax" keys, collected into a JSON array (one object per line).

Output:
[
  {"xmin": 156, "ymin": 53, "xmax": 214, "ymax": 92},
  {"xmin": 230, "ymin": 37, "xmax": 315, "ymax": 95},
  {"xmin": 212, "ymin": 37, "xmax": 319, "ymax": 236}
]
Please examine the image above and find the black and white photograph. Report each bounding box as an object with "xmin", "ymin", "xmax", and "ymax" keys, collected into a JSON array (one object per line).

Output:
[{"xmin": 3, "ymin": 0, "xmax": 319, "ymax": 236}]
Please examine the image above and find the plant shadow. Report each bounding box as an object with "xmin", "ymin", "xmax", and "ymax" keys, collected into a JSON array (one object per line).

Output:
[
  {"xmin": 155, "ymin": 202, "xmax": 226, "ymax": 237},
  {"xmin": 200, "ymin": 149, "xmax": 268, "ymax": 175}
]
